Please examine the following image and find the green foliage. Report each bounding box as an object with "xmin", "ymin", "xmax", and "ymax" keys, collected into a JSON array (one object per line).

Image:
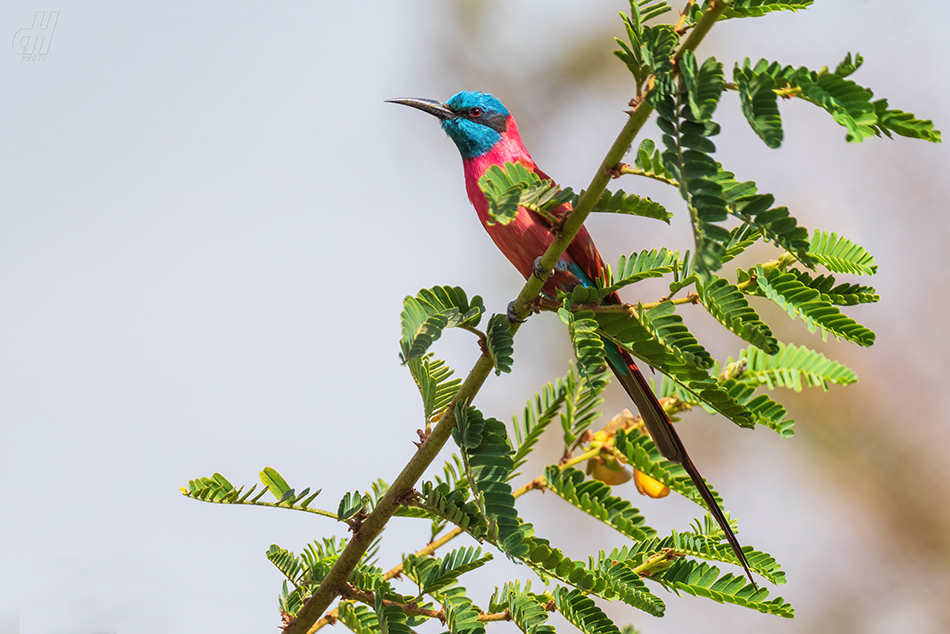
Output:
[
  {"xmin": 181, "ymin": 470, "xmax": 324, "ymax": 514},
  {"xmin": 835, "ymin": 51, "xmax": 864, "ymax": 78},
  {"xmin": 460, "ymin": 408, "xmax": 530, "ymax": 557},
  {"xmin": 553, "ymin": 586, "xmax": 623, "ymax": 634},
  {"xmin": 261, "ymin": 467, "xmax": 292, "ymax": 501},
  {"xmin": 735, "ymin": 65, "xmax": 783, "ymax": 148},
  {"xmin": 730, "ymin": 342, "xmax": 858, "ymax": 391},
  {"xmin": 614, "ymin": 2, "xmax": 674, "ymax": 91},
  {"xmin": 338, "ymin": 490, "xmax": 371, "ymax": 521},
  {"xmin": 558, "ymin": 308, "xmax": 606, "ymax": 382},
  {"xmin": 486, "ymin": 314, "xmax": 514, "ymax": 375},
  {"xmin": 681, "ymin": 51, "xmax": 725, "ymax": 123},
  {"xmin": 185, "ymin": 4, "xmax": 942, "ymax": 632},
  {"xmin": 698, "ymin": 275, "xmax": 778, "ymax": 353},
  {"xmin": 736, "ymin": 57, "xmax": 941, "ymax": 143},
  {"xmin": 753, "ymin": 264, "xmax": 876, "ymax": 346},
  {"xmin": 872, "ymin": 98, "xmax": 942, "ymax": 142},
  {"xmin": 573, "ymin": 186, "xmax": 672, "ymax": 223},
  {"xmin": 405, "ymin": 353, "xmax": 461, "ymax": 426},
  {"xmin": 403, "ymin": 546, "xmax": 492, "ymax": 598},
  {"xmin": 488, "ymin": 582, "xmax": 556, "ymax": 634},
  {"xmin": 657, "ymin": 559, "xmax": 794, "ymax": 617},
  {"xmin": 510, "ymin": 375, "xmax": 569, "ymax": 477},
  {"xmin": 603, "ymin": 247, "xmax": 678, "ymax": 296},
  {"xmin": 632, "ymin": 138, "xmax": 677, "ymax": 185},
  {"xmin": 337, "ymin": 601, "xmax": 379, "ymax": 634},
  {"xmin": 656, "ymin": 65, "xmax": 732, "ymax": 274},
  {"xmin": 713, "ymin": 169, "xmax": 811, "ymax": 261},
  {"xmin": 788, "ymin": 269, "xmax": 879, "ymax": 305},
  {"xmin": 544, "ymin": 466, "xmax": 656, "ymax": 541},
  {"xmin": 559, "ymin": 361, "xmax": 609, "ymax": 447},
  {"xmin": 478, "ymin": 162, "xmax": 573, "ymax": 226},
  {"xmin": 807, "ymin": 229, "xmax": 877, "ymax": 275},
  {"xmin": 400, "ymin": 286, "xmax": 485, "ymax": 362},
  {"xmin": 374, "ymin": 587, "xmax": 413, "ymax": 634},
  {"xmin": 442, "ymin": 586, "xmax": 486, "ymax": 634},
  {"xmin": 452, "ymin": 404, "xmax": 485, "ymax": 450}
]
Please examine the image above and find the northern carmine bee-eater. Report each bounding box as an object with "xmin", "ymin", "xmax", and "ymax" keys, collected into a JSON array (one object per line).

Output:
[{"xmin": 388, "ymin": 90, "xmax": 756, "ymax": 586}]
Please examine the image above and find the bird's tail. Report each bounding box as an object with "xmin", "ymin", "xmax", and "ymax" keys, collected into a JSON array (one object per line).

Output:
[{"xmin": 604, "ymin": 343, "xmax": 757, "ymax": 589}]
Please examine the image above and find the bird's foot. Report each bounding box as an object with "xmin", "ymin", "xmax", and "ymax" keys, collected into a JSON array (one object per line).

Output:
[
  {"xmin": 532, "ymin": 257, "xmax": 567, "ymax": 281},
  {"xmin": 532, "ymin": 257, "xmax": 550, "ymax": 281},
  {"xmin": 507, "ymin": 300, "xmax": 526, "ymax": 324}
]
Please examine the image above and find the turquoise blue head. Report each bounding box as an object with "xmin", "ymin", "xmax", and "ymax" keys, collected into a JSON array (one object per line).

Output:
[{"xmin": 387, "ymin": 91, "xmax": 511, "ymax": 159}]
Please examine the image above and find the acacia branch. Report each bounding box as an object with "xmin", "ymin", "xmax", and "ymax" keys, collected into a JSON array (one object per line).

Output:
[{"xmin": 283, "ymin": 5, "xmax": 731, "ymax": 632}]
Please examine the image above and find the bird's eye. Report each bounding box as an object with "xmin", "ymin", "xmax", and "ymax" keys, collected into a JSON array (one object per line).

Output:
[{"xmin": 469, "ymin": 107, "xmax": 482, "ymax": 117}]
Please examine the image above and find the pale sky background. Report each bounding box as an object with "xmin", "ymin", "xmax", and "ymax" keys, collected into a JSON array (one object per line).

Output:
[{"xmin": 4, "ymin": 2, "xmax": 950, "ymax": 634}]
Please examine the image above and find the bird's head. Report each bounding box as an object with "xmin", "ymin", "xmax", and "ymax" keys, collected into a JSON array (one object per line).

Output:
[{"xmin": 387, "ymin": 91, "xmax": 511, "ymax": 160}]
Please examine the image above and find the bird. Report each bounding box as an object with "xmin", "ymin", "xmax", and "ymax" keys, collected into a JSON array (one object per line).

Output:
[{"xmin": 388, "ymin": 90, "xmax": 756, "ymax": 587}]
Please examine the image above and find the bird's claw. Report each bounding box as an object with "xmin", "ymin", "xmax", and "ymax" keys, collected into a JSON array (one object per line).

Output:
[
  {"xmin": 532, "ymin": 257, "xmax": 568, "ymax": 281},
  {"xmin": 532, "ymin": 257, "xmax": 549, "ymax": 281},
  {"xmin": 507, "ymin": 301, "xmax": 526, "ymax": 324}
]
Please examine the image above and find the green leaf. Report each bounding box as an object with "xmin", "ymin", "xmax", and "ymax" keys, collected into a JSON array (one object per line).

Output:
[
  {"xmin": 559, "ymin": 362, "xmax": 609, "ymax": 447},
  {"xmin": 710, "ymin": 169, "xmax": 811, "ymax": 261},
  {"xmin": 452, "ymin": 405, "xmax": 484, "ymax": 450},
  {"xmin": 720, "ymin": 0, "xmax": 813, "ymax": 19},
  {"xmin": 789, "ymin": 269, "xmax": 879, "ymax": 305},
  {"xmin": 755, "ymin": 265, "xmax": 876, "ymax": 346},
  {"xmin": 681, "ymin": 51, "xmax": 725, "ymax": 122},
  {"xmin": 732, "ymin": 342, "xmax": 858, "ymax": 391},
  {"xmin": 720, "ymin": 225, "xmax": 762, "ymax": 264},
  {"xmin": 602, "ymin": 248, "xmax": 678, "ymax": 296},
  {"xmin": 834, "ymin": 51, "xmax": 864, "ymax": 78},
  {"xmin": 511, "ymin": 374, "xmax": 569, "ymax": 478},
  {"xmin": 573, "ymin": 187, "xmax": 671, "ymax": 223},
  {"xmin": 462, "ymin": 409, "xmax": 530, "ymax": 557},
  {"xmin": 489, "ymin": 582, "xmax": 557, "ymax": 634},
  {"xmin": 337, "ymin": 601, "xmax": 380, "ymax": 634},
  {"xmin": 657, "ymin": 79, "xmax": 731, "ymax": 274},
  {"xmin": 798, "ymin": 70, "xmax": 877, "ymax": 142},
  {"xmin": 338, "ymin": 491, "xmax": 370, "ymax": 521},
  {"xmin": 735, "ymin": 65, "xmax": 783, "ymax": 148},
  {"xmin": 872, "ymin": 99, "xmax": 941, "ymax": 143},
  {"xmin": 657, "ymin": 559, "xmax": 795, "ymax": 617},
  {"xmin": 400, "ymin": 287, "xmax": 485, "ymax": 361},
  {"xmin": 591, "ymin": 552, "xmax": 666, "ymax": 616},
  {"xmin": 698, "ymin": 275, "xmax": 778, "ymax": 353},
  {"xmin": 417, "ymin": 481, "xmax": 488, "ymax": 539},
  {"xmin": 442, "ymin": 586, "xmax": 486, "ymax": 634},
  {"xmin": 553, "ymin": 586, "xmax": 623, "ymax": 634},
  {"xmin": 543, "ymin": 466, "xmax": 656, "ymax": 541},
  {"xmin": 807, "ymin": 230, "xmax": 877, "ymax": 275},
  {"xmin": 404, "ymin": 546, "xmax": 492, "ymax": 598},
  {"xmin": 261, "ymin": 467, "xmax": 291, "ymax": 501},
  {"xmin": 632, "ymin": 138, "xmax": 678, "ymax": 185},
  {"xmin": 641, "ymin": 301, "xmax": 715, "ymax": 369},
  {"xmin": 374, "ymin": 587, "xmax": 413, "ymax": 634},
  {"xmin": 486, "ymin": 314, "xmax": 514, "ymax": 375},
  {"xmin": 559, "ymin": 309, "xmax": 607, "ymax": 383},
  {"xmin": 478, "ymin": 162, "xmax": 573, "ymax": 226},
  {"xmin": 405, "ymin": 354, "xmax": 461, "ymax": 426}
]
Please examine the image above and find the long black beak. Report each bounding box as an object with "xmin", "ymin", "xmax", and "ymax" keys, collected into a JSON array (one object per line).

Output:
[{"xmin": 386, "ymin": 97, "xmax": 456, "ymax": 121}]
